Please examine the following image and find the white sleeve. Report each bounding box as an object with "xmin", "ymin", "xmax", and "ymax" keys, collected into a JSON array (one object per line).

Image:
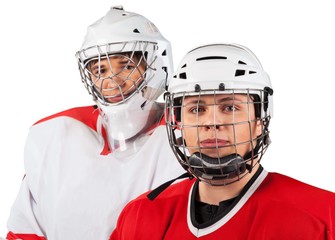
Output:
[
  {"xmin": 6, "ymin": 128, "xmax": 46, "ymax": 239},
  {"xmin": 6, "ymin": 176, "xmax": 46, "ymax": 238}
]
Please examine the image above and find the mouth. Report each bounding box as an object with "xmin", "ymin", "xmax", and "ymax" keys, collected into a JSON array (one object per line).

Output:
[
  {"xmin": 108, "ymin": 95, "xmax": 127, "ymax": 103},
  {"xmin": 105, "ymin": 92, "xmax": 133, "ymax": 103},
  {"xmin": 200, "ymin": 139, "xmax": 229, "ymax": 148},
  {"xmin": 107, "ymin": 88, "xmax": 138, "ymax": 103},
  {"xmin": 102, "ymin": 95, "xmax": 123, "ymax": 103}
]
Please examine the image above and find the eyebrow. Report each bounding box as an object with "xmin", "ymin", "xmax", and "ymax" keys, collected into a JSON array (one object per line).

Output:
[
  {"xmin": 183, "ymin": 96, "xmax": 246, "ymax": 105},
  {"xmin": 119, "ymin": 60, "xmax": 134, "ymax": 65},
  {"xmin": 90, "ymin": 58, "xmax": 133, "ymax": 70},
  {"xmin": 90, "ymin": 64, "xmax": 100, "ymax": 72}
]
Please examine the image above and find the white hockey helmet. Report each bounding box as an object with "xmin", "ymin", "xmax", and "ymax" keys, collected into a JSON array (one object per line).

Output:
[
  {"xmin": 76, "ymin": 6, "xmax": 173, "ymax": 155},
  {"xmin": 165, "ymin": 43, "xmax": 273, "ymax": 185}
]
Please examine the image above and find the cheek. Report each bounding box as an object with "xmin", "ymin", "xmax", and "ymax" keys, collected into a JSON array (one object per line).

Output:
[
  {"xmin": 130, "ymin": 67, "xmax": 144, "ymax": 78},
  {"xmin": 93, "ymin": 79, "xmax": 103, "ymax": 89},
  {"xmin": 88, "ymin": 71, "xmax": 99, "ymax": 83},
  {"xmin": 233, "ymin": 123, "xmax": 257, "ymax": 142},
  {"xmin": 95, "ymin": 79, "xmax": 112, "ymax": 91},
  {"xmin": 123, "ymin": 72, "xmax": 144, "ymax": 88},
  {"xmin": 182, "ymin": 128, "xmax": 198, "ymax": 146}
]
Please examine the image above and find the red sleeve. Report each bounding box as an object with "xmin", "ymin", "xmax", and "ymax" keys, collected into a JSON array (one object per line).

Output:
[{"xmin": 6, "ymin": 231, "xmax": 46, "ymax": 240}]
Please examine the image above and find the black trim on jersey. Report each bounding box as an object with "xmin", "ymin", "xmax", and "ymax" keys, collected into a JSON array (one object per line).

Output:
[
  {"xmin": 147, "ymin": 172, "xmax": 193, "ymax": 201},
  {"xmin": 190, "ymin": 165, "xmax": 264, "ymax": 229},
  {"xmin": 195, "ymin": 197, "xmax": 236, "ymax": 225}
]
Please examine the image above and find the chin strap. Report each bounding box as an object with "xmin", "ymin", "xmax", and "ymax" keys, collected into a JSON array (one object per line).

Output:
[
  {"xmin": 147, "ymin": 172, "xmax": 193, "ymax": 201},
  {"xmin": 189, "ymin": 152, "xmax": 248, "ymax": 180}
]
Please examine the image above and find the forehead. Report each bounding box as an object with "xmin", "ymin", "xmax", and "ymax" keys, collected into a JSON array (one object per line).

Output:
[
  {"xmin": 88, "ymin": 52, "xmax": 143, "ymax": 67},
  {"xmin": 183, "ymin": 94, "xmax": 252, "ymax": 104},
  {"xmin": 89, "ymin": 54, "xmax": 131, "ymax": 64}
]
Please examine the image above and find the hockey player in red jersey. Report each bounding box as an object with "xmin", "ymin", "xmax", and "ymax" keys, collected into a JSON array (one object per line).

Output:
[
  {"xmin": 6, "ymin": 6, "xmax": 184, "ymax": 240},
  {"xmin": 110, "ymin": 43, "xmax": 335, "ymax": 239}
]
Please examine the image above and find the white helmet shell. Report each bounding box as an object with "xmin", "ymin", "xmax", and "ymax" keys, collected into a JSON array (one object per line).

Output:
[
  {"xmin": 169, "ymin": 43, "xmax": 273, "ymax": 116},
  {"xmin": 76, "ymin": 6, "xmax": 173, "ymax": 156},
  {"xmin": 78, "ymin": 6, "xmax": 171, "ymax": 62},
  {"xmin": 76, "ymin": 6, "xmax": 173, "ymax": 99}
]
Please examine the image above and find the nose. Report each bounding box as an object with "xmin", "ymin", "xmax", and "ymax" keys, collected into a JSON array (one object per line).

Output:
[
  {"xmin": 107, "ymin": 75, "xmax": 124, "ymax": 87},
  {"xmin": 200, "ymin": 107, "xmax": 225, "ymax": 130},
  {"xmin": 101, "ymin": 72, "xmax": 127, "ymax": 92}
]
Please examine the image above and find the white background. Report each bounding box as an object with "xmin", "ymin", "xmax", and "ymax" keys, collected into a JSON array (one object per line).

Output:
[{"xmin": 0, "ymin": 0, "xmax": 334, "ymax": 237}]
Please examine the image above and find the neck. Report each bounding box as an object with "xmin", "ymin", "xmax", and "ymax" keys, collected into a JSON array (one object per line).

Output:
[{"xmin": 197, "ymin": 164, "xmax": 260, "ymax": 205}]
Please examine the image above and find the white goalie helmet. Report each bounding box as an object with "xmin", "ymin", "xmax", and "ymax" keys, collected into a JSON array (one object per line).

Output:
[
  {"xmin": 165, "ymin": 43, "xmax": 273, "ymax": 186},
  {"xmin": 76, "ymin": 6, "xmax": 173, "ymax": 155}
]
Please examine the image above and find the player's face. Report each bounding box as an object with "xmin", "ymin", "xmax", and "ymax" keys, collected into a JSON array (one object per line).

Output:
[
  {"xmin": 88, "ymin": 54, "xmax": 146, "ymax": 103},
  {"xmin": 181, "ymin": 94, "xmax": 262, "ymax": 158}
]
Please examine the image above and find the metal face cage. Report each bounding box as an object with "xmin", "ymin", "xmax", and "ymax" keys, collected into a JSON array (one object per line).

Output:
[
  {"xmin": 165, "ymin": 88, "xmax": 272, "ymax": 186},
  {"xmin": 76, "ymin": 41, "xmax": 158, "ymax": 106}
]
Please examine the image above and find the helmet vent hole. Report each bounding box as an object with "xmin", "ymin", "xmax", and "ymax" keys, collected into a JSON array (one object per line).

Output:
[
  {"xmin": 249, "ymin": 71, "xmax": 256, "ymax": 74},
  {"xmin": 179, "ymin": 72, "xmax": 187, "ymax": 79},
  {"xmin": 133, "ymin": 28, "xmax": 140, "ymax": 33},
  {"xmin": 196, "ymin": 56, "xmax": 227, "ymax": 61},
  {"xmin": 235, "ymin": 69, "xmax": 245, "ymax": 76},
  {"xmin": 112, "ymin": 6, "xmax": 124, "ymax": 10},
  {"xmin": 162, "ymin": 50, "xmax": 167, "ymax": 56},
  {"xmin": 238, "ymin": 60, "xmax": 246, "ymax": 65},
  {"xmin": 181, "ymin": 64, "xmax": 187, "ymax": 68}
]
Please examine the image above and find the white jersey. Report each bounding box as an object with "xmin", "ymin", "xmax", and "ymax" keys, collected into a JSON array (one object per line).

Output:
[{"xmin": 7, "ymin": 106, "xmax": 184, "ymax": 240}]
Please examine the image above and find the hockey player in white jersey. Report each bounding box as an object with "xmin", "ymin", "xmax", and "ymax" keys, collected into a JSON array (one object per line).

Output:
[{"xmin": 6, "ymin": 6, "xmax": 183, "ymax": 240}]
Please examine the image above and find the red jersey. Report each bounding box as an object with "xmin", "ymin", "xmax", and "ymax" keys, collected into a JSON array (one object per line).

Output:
[{"xmin": 111, "ymin": 168, "xmax": 335, "ymax": 239}]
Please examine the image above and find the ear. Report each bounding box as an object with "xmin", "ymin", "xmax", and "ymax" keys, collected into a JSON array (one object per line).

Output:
[{"xmin": 255, "ymin": 119, "xmax": 263, "ymax": 137}]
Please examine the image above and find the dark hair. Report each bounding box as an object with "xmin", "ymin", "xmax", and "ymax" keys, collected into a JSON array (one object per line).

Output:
[{"xmin": 87, "ymin": 51, "xmax": 148, "ymax": 70}]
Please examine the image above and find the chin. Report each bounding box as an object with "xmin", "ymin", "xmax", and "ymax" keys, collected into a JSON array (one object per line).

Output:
[{"xmin": 198, "ymin": 149, "xmax": 233, "ymax": 158}]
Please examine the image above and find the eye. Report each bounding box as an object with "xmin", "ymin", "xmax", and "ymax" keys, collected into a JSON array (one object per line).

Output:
[
  {"xmin": 100, "ymin": 68, "xmax": 108, "ymax": 74},
  {"xmin": 189, "ymin": 106, "xmax": 205, "ymax": 114},
  {"xmin": 124, "ymin": 64, "xmax": 136, "ymax": 71},
  {"xmin": 223, "ymin": 105, "xmax": 238, "ymax": 112},
  {"xmin": 92, "ymin": 67, "xmax": 107, "ymax": 77}
]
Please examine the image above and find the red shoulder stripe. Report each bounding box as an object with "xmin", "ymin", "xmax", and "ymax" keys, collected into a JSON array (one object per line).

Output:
[
  {"xmin": 7, "ymin": 231, "xmax": 46, "ymax": 240},
  {"xmin": 32, "ymin": 105, "xmax": 110, "ymax": 155},
  {"xmin": 33, "ymin": 106, "xmax": 99, "ymax": 132}
]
